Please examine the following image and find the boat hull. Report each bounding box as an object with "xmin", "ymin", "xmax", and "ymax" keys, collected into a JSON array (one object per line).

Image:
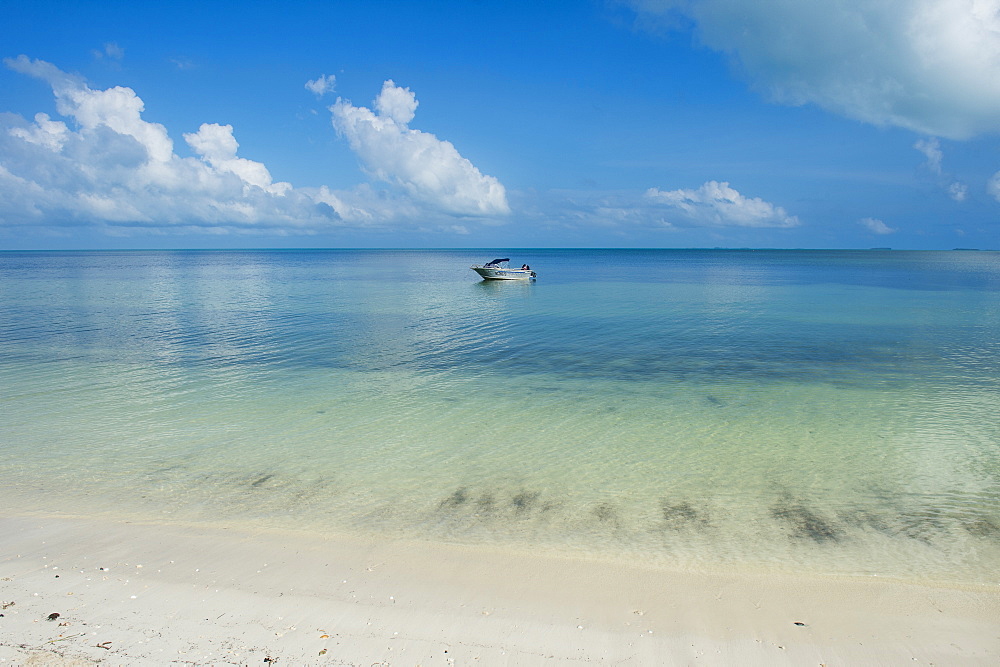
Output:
[{"xmin": 472, "ymin": 267, "xmax": 536, "ymax": 280}]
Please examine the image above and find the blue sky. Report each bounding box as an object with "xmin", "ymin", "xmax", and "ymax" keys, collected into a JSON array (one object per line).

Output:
[{"xmin": 1, "ymin": 0, "xmax": 999, "ymax": 249}]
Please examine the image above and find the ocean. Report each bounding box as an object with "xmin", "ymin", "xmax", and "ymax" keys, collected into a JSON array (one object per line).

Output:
[{"xmin": 2, "ymin": 249, "xmax": 998, "ymax": 584}]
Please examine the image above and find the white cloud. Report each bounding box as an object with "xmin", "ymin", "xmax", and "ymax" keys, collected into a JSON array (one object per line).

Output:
[
  {"xmin": 184, "ymin": 122, "xmax": 290, "ymax": 194},
  {"xmin": 330, "ymin": 80, "xmax": 510, "ymax": 216},
  {"xmin": 373, "ymin": 80, "xmax": 417, "ymax": 124},
  {"xmin": 93, "ymin": 42, "xmax": 124, "ymax": 62},
  {"xmin": 170, "ymin": 58, "xmax": 197, "ymax": 71},
  {"xmin": 1, "ymin": 56, "xmax": 324, "ymax": 232},
  {"xmin": 1, "ymin": 57, "xmax": 510, "ymax": 238},
  {"xmin": 645, "ymin": 180, "xmax": 799, "ymax": 227},
  {"xmin": 913, "ymin": 137, "xmax": 969, "ymax": 201},
  {"xmin": 9, "ymin": 112, "xmax": 70, "ymax": 151},
  {"xmin": 305, "ymin": 74, "xmax": 336, "ymax": 96},
  {"xmin": 948, "ymin": 182, "xmax": 969, "ymax": 202},
  {"xmin": 104, "ymin": 43, "xmax": 125, "ymax": 60},
  {"xmin": 860, "ymin": 217, "xmax": 897, "ymax": 235},
  {"xmin": 627, "ymin": 0, "xmax": 1000, "ymax": 139},
  {"xmin": 7, "ymin": 55, "xmax": 175, "ymax": 164},
  {"xmin": 914, "ymin": 138, "xmax": 943, "ymax": 174},
  {"xmin": 987, "ymin": 172, "xmax": 1000, "ymax": 201}
]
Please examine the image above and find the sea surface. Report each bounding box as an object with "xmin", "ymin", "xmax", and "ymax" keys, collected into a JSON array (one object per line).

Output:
[{"xmin": 2, "ymin": 249, "xmax": 998, "ymax": 584}]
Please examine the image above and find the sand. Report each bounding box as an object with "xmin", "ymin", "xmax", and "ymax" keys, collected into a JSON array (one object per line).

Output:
[{"xmin": 0, "ymin": 514, "xmax": 997, "ymax": 666}]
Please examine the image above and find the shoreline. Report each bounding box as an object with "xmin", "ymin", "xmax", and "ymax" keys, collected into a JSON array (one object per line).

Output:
[{"xmin": 1, "ymin": 514, "xmax": 997, "ymax": 665}]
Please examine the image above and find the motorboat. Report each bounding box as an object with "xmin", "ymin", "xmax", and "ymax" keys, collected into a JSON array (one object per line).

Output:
[{"xmin": 470, "ymin": 258, "xmax": 536, "ymax": 280}]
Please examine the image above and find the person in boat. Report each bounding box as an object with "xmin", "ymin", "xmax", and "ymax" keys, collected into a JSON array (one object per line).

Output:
[{"xmin": 521, "ymin": 264, "xmax": 530, "ymax": 270}]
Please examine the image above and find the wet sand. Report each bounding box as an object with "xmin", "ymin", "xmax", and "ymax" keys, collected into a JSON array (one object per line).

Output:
[{"xmin": 1, "ymin": 514, "xmax": 997, "ymax": 665}]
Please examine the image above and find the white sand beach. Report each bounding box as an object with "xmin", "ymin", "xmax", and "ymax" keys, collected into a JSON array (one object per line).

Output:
[{"xmin": 1, "ymin": 514, "xmax": 997, "ymax": 666}]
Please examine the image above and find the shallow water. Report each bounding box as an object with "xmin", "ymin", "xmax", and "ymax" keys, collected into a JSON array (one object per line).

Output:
[{"xmin": 2, "ymin": 249, "xmax": 998, "ymax": 582}]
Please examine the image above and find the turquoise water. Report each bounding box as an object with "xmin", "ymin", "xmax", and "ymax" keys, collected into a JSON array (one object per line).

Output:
[{"xmin": 2, "ymin": 249, "xmax": 999, "ymax": 582}]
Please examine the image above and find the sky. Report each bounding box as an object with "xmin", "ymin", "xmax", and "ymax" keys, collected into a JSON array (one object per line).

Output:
[{"xmin": 1, "ymin": 0, "xmax": 999, "ymax": 250}]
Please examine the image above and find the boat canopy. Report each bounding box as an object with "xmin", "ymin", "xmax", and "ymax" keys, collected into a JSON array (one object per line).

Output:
[{"xmin": 483, "ymin": 258, "xmax": 510, "ymax": 268}]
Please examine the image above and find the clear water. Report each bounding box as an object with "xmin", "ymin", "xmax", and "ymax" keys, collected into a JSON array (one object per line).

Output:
[{"xmin": 2, "ymin": 249, "xmax": 998, "ymax": 583}]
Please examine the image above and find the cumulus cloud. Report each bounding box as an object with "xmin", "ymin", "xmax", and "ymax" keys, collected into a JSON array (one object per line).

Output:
[
  {"xmin": 627, "ymin": 0, "xmax": 1000, "ymax": 139},
  {"xmin": 330, "ymin": 80, "xmax": 510, "ymax": 216},
  {"xmin": 9, "ymin": 112, "xmax": 70, "ymax": 151},
  {"xmin": 305, "ymin": 74, "xmax": 336, "ymax": 96},
  {"xmin": 184, "ymin": 122, "xmax": 291, "ymax": 194},
  {"xmin": 0, "ymin": 57, "xmax": 509, "ymax": 237},
  {"xmin": 644, "ymin": 180, "xmax": 799, "ymax": 227},
  {"xmin": 0, "ymin": 56, "xmax": 332, "ymax": 232},
  {"xmin": 7, "ymin": 55, "xmax": 174, "ymax": 163},
  {"xmin": 860, "ymin": 217, "xmax": 897, "ymax": 235}
]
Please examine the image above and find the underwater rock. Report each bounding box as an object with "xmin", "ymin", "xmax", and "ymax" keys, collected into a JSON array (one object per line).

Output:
[
  {"xmin": 439, "ymin": 487, "xmax": 469, "ymax": 509},
  {"xmin": 591, "ymin": 502, "xmax": 618, "ymax": 525},
  {"xmin": 660, "ymin": 500, "xmax": 710, "ymax": 529},
  {"xmin": 511, "ymin": 490, "xmax": 540, "ymax": 514},
  {"xmin": 475, "ymin": 492, "xmax": 496, "ymax": 515},
  {"xmin": 962, "ymin": 517, "xmax": 1000, "ymax": 538},
  {"xmin": 771, "ymin": 501, "xmax": 842, "ymax": 542},
  {"xmin": 898, "ymin": 510, "xmax": 947, "ymax": 545},
  {"xmin": 838, "ymin": 508, "xmax": 893, "ymax": 535},
  {"xmin": 250, "ymin": 474, "xmax": 274, "ymax": 488}
]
